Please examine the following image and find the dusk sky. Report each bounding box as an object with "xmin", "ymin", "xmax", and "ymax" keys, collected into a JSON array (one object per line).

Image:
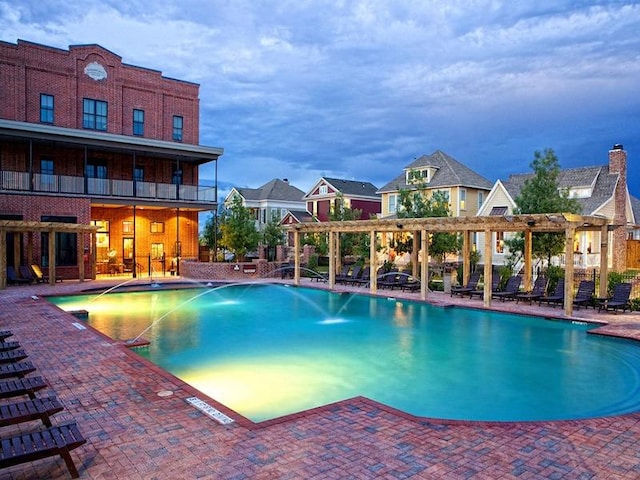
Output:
[{"xmin": 2, "ymin": 1, "xmax": 639, "ymax": 199}]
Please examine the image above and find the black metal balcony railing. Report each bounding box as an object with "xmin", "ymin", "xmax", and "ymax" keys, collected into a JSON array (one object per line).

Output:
[{"xmin": 1, "ymin": 170, "xmax": 216, "ymax": 203}]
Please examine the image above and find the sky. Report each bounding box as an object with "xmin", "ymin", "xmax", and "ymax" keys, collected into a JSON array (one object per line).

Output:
[{"xmin": 2, "ymin": 1, "xmax": 639, "ymax": 200}]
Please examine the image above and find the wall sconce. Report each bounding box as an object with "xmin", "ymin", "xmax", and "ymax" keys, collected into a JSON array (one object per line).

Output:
[{"xmin": 396, "ymin": 223, "xmax": 403, "ymax": 229}]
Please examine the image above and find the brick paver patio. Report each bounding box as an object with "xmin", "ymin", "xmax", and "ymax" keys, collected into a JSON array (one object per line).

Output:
[{"xmin": 1, "ymin": 277, "xmax": 640, "ymax": 479}]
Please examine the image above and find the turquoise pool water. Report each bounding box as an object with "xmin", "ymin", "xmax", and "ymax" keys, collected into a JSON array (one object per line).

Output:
[{"xmin": 49, "ymin": 284, "xmax": 640, "ymax": 422}]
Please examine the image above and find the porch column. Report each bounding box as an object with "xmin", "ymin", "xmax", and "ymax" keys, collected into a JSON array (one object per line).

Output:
[
  {"xmin": 524, "ymin": 229, "xmax": 532, "ymax": 291},
  {"xmin": 483, "ymin": 229, "xmax": 493, "ymax": 308},
  {"xmin": 48, "ymin": 229, "xmax": 56, "ymax": 286},
  {"xmin": 564, "ymin": 227, "xmax": 576, "ymax": 317},
  {"xmin": 293, "ymin": 229, "xmax": 301, "ymax": 286},
  {"xmin": 599, "ymin": 225, "xmax": 609, "ymax": 298},
  {"xmin": 369, "ymin": 230, "xmax": 377, "ymax": 294},
  {"xmin": 421, "ymin": 229, "xmax": 429, "ymax": 300},
  {"xmin": 328, "ymin": 230, "xmax": 336, "ymax": 289}
]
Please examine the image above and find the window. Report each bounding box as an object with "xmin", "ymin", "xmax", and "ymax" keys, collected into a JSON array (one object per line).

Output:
[
  {"xmin": 172, "ymin": 168, "xmax": 183, "ymax": 185},
  {"xmin": 150, "ymin": 222, "xmax": 165, "ymax": 233},
  {"xmin": 134, "ymin": 167, "xmax": 144, "ymax": 182},
  {"xmin": 489, "ymin": 206, "xmax": 508, "ymax": 216},
  {"xmin": 172, "ymin": 115, "xmax": 183, "ymax": 141},
  {"xmin": 122, "ymin": 221, "xmax": 134, "ymax": 234},
  {"xmin": 40, "ymin": 94, "xmax": 54, "ymax": 124},
  {"xmin": 41, "ymin": 216, "xmax": 77, "ymax": 267},
  {"xmin": 92, "ymin": 220, "xmax": 110, "ymax": 261},
  {"xmin": 83, "ymin": 98, "xmax": 108, "ymax": 130},
  {"xmin": 319, "ymin": 185, "xmax": 328, "ymax": 195},
  {"xmin": 151, "ymin": 243, "xmax": 164, "ymax": 260},
  {"xmin": 459, "ymin": 189, "xmax": 467, "ymax": 210},
  {"xmin": 406, "ymin": 168, "xmax": 431, "ymax": 184},
  {"xmin": 41, "ymin": 159, "xmax": 54, "ymax": 176},
  {"xmin": 86, "ymin": 160, "xmax": 108, "ymax": 179},
  {"xmin": 132, "ymin": 109, "xmax": 145, "ymax": 136},
  {"xmin": 388, "ymin": 194, "xmax": 397, "ymax": 214},
  {"xmin": 495, "ymin": 232, "xmax": 505, "ymax": 254},
  {"xmin": 478, "ymin": 191, "xmax": 485, "ymax": 209}
]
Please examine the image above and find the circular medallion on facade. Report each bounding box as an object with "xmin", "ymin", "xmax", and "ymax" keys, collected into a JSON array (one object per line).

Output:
[{"xmin": 84, "ymin": 61, "xmax": 107, "ymax": 81}]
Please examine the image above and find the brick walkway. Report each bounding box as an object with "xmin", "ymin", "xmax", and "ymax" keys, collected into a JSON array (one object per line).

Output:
[{"xmin": 1, "ymin": 277, "xmax": 640, "ymax": 479}]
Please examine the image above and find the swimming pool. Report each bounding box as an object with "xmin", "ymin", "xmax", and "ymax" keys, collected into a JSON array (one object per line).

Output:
[{"xmin": 49, "ymin": 284, "xmax": 640, "ymax": 423}]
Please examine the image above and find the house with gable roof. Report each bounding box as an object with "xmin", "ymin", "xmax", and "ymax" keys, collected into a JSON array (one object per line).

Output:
[
  {"xmin": 303, "ymin": 177, "xmax": 380, "ymax": 221},
  {"xmin": 477, "ymin": 145, "xmax": 640, "ymax": 271},
  {"xmin": 224, "ymin": 178, "xmax": 306, "ymax": 232},
  {"xmin": 377, "ymin": 150, "xmax": 493, "ymax": 218}
]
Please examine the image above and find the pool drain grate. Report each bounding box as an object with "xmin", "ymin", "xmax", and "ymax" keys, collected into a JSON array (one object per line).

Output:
[{"xmin": 186, "ymin": 397, "xmax": 234, "ymax": 425}]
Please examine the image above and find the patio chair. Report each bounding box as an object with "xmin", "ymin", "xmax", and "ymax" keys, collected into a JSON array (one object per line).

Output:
[
  {"xmin": 0, "ymin": 396, "xmax": 64, "ymax": 429},
  {"xmin": 0, "ymin": 361, "xmax": 36, "ymax": 380},
  {"xmin": 0, "ymin": 422, "xmax": 86, "ymax": 479},
  {"xmin": 378, "ymin": 269, "xmax": 400, "ymax": 289},
  {"xmin": 603, "ymin": 282, "xmax": 633, "ymax": 313},
  {"xmin": 0, "ymin": 349, "xmax": 28, "ymax": 364},
  {"xmin": 516, "ymin": 276, "xmax": 549, "ymax": 304},
  {"xmin": 335, "ymin": 265, "xmax": 352, "ymax": 283},
  {"xmin": 0, "ymin": 376, "xmax": 47, "ymax": 400},
  {"xmin": 30, "ymin": 264, "xmax": 62, "ymax": 283},
  {"xmin": 573, "ymin": 280, "xmax": 595, "ymax": 310},
  {"xmin": 493, "ymin": 276, "xmax": 523, "ymax": 302},
  {"xmin": 539, "ymin": 278, "xmax": 565, "ymax": 307},
  {"xmin": 6, "ymin": 266, "xmax": 30, "ymax": 286},
  {"xmin": 18, "ymin": 265, "xmax": 36, "ymax": 284},
  {"xmin": 350, "ymin": 266, "xmax": 371, "ymax": 286},
  {"xmin": 450, "ymin": 271, "xmax": 481, "ymax": 297},
  {"xmin": 468, "ymin": 274, "xmax": 501, "ymax": 300},
  {"xmin": 343, "ymin": 265, "xmax": 363, "ymax": 285},
  {"xmin": 401, "ymin": 275, "xmax": 421, "ymax": 292}
]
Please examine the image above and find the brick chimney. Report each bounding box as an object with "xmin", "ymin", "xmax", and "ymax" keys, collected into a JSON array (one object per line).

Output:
[{"xmin": 609, "ymin": 144, "xmax": 627, "ymax": 271}]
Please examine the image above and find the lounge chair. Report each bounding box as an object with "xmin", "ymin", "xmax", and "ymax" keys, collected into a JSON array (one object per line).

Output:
[
  {"xmin": 0, "ymin": 396, "xmax": 64, "ymax": 428},
  {"xmin": 401, "ymin": 276, "xmax": 421, "ymax": 292},
  {"xmin": 0, "ymin": 349, "xmax": 28, "ymax": 364},
  {"xmin": 539, "ymin": 279, "xmax": 565, "ymax": 307},
  {"xmin": 18, "ymin": 265, "xmax": 36, "ymax": 284},
  {"xmin": 0, "ymin": 423, "xmax": 86, "ymax": 478},
  {"xmin": 0, "ymin": 341, "xmax": 20, "ymax": 352},
  {"xmin": 334, "ymin": 265, "xmax": 352, "ymax": 283},
  {"xmin": 0, "ymin": 361, "xmax": 36, "ymax": 380},
  {"xmin": 516, "ymin": 276, "xmax": 549, "ymax": 304},
  {"xmin": 573, "ymin": 280, "xmax": 595, "ymax": 310},
  {"xmin": 350, "ymin": 266, "xmax": 371, "ymax": 286},
  {"xmin": 450, "ymin": 271, "xmax": 481, "ymax": 297},
  {"xmin": 6, "ymin": 266, "xmax": 30, "ymax": 286},
  {"xmin": 468, "ymin": 274, "xmax": 501, "ymax": 300},
  {"xmin": 493, "ymin": 276, "xmax": 523, "ymax": 302},
  {"xmin": 603, "ymin": 282, "xmax": 633, "ymax": 313},
  {"xmin": 30, "ymin": 264, "xmax": 62, "ymax": 283},
  {"xmin": 378, "ymin": 269, "xmax": 400, "ymax": 289},
  {"xmin": 0, "ymin": 376, "xmax": 47, "ymax": 400},
  {"xmin": 342, "ymin": 265, "xmax": 363, "ymax": 285}
]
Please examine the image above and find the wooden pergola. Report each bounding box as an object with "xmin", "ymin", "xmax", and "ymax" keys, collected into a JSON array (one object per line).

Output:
[
  {"xmin": 285, "ymin": 213, "xmax": 612, "ymax": 317},
  {"xmin": 0, "ymin": 220, "xmax": 99, "ymax": 289}
]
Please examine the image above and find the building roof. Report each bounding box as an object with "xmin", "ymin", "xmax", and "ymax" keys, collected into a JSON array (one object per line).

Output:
[
  {"xmin": 501, "ymin": 165, "xmax": 619, "ymax": 215},
  {"xmin": 377, "ymin": 150, "xmax": 493, "ymax": 193},
  {"xmin": 280, "ymin": 209, "xmax": 317, "ymax": 224},
  {"xmin": 236, "ymin": 178, "xmax": 305, "ymax": 202},
  {"xmin": 320, "ymin": 177, "xmax": 380, "ymax": 198}
]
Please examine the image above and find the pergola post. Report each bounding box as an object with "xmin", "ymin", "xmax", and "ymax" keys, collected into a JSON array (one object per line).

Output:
[
  {"xmin": 462, "ymin": 230, "xmax": 471, "ymax": 286},
  {"xmin": 294, "ymin": 229, "xmax": 300, "ymax": 286},
  {"xmin": 412, "ymin": 232, "xmax": 419, "ymax": 279},
  {"xmin": 599, "ymin": 224, "xmax": 609, "ymax": 298},
  {"xmin": 421, "ymin": 229, "xmax": 429, "ymax": 300},
  {"xmin": 524, "ymin": 229, "xmax": 532, "ymax": 291},
  {"xmin": 483, "ymin": 228, "xmax": 493, "ymax": 307},
  {"xmin": 48, "ymin": 229, "xmax": 56, "ymax": 286},
  {"xmin": 564, "ymin": 227, "xmax": 576, "ymax": 316},
  {"xmin": 328, "ymin": 230, "xmax": 336, "ymax": 289},
  {"xmin": 369, "ymin": 230, "xmax": 377, "ymax": 294},
  {"xmin": 78, "ymin": 232, "xmax": 85, "ymax": 282}
]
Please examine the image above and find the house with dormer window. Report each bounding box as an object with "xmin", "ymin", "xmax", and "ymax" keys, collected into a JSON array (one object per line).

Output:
[
  {"xmin": 377, "ymin": 150, "xmax": 493, "ymax": 218},
  {"xmin": 303, "ymin": 177, "xmax": 380, "ymax": 221}
]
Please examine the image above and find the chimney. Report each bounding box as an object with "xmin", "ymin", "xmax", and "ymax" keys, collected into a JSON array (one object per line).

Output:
[
  {"xmin": 609, "ymin": 144, "xmax": 628, "ymax": 271},
  {"xmin": 282, "ymin": 178, "xmax": 289, "ymax": 184}
]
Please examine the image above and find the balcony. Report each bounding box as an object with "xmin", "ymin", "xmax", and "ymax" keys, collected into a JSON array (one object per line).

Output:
[{"xmin": 1, "ymin": 170, "xmax": 217, "ymax": 204}]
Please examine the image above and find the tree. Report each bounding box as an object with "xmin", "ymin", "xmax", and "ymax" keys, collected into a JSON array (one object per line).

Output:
[
  {"xmin": 397, "ymin": 189, "xmax": 462, "ymax": 263},
  {"xmin": 262, "ymin": 219, "xmax": 285, "ymax": 261},
  {"xmin": 200, "ymin": 208, "xmax": 221, "ymax": 261},
  {"xmin": 219, "ymin": 196, "xmax": 260, "ymax": 261},
  {"xmin": 505, "ymin": 148, "xmax": 581, "ymax": 264}
]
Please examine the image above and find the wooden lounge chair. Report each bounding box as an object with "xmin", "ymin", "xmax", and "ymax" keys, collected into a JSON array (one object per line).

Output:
[
  {"xmin": 450, "ymin": 271, "xmax": 481, "ymax": 297},
  {"xmin": 0, "ymin": 361, "xmax": 37, "ymax": 380},
  {"xmin": 0, "ymin": 396, "xmax": 64, "ymax": 428},
  {"xmin": 603, "ymin": 282, "xmax": 633, "ymax": 313},
  {"xmin": 0, "ymin": 423, "xmax": 86, "ymax": 479},
  {"xmin": 0, "ymin": 341, "xmax": 20, "ymax": 352},
  {"xmin": 516, "ymin": 276, "xmax": 549, "ymax": 304},
  {"xmin": 30, "ymin": 264, "xmax": 62, "ymax": 283},
  {"xmin": 0, "ymin": 349, "xmax": 28, "ymax": 365},
  {"xmin": 493, "ymin": 276, "xmax": 523, "ymax": 302},
  {"xmin": 6, "ymin": 266, "xmax": 30, "ymax": 286},
  {"xmin": 573, "ymin": 280, "xmax": 595, "ymax": 310},
  {"xmin": 539, "ymin": 278, "xmax": 565, "ymax": 307},
  {"xmin": 0, "ymin": 376, "xmax": 47, "ymax": 400}
]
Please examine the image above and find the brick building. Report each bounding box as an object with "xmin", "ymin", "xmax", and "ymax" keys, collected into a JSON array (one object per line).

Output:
[{"xmin": 0, "ymin": 39, "xmax": 223, "ymax": 281}]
